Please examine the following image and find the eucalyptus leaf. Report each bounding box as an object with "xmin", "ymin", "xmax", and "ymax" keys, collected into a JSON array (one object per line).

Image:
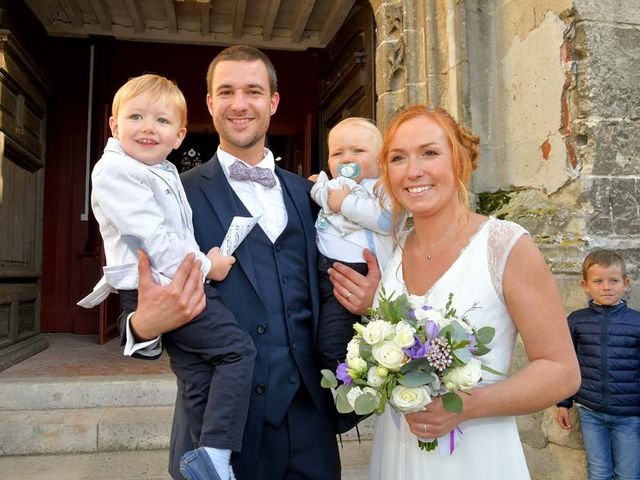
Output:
[
  {"xmin": 354, "ymin": 393, "xmax": 377, "ymax": 415},
  {"xmin": 448, "ymin": 320, "xmax": 468, "ymax": 341},
  {"xmin": 473, "ymin": 343, "xmax": 490, "ymax": 356},
  {"xmin": 453, "ymin": 347, "xmax": 472, "ymax": 364},
  {"xmin": 336, "ymin": 385, "xmax": 353, "ymax": 413},
  {"xmin": 398, "ymin": 370, "xmax": 433, "ymax": 388},
  {"xmin": 320, "ymin": 369, "xmax": 338, "ymax": 389},
  {"xmin": 400, "ymin": 357, "xmax": 433, "ymax": 374},
  {"xmin": 441, "ymin": 391, "xmax": 463, "ymax": 413},
  {"xmin": 476, "ymin": 326, "xmax": 496, "ymax": 344},
  {"xmin": 359, "ymin": 342, "xmax": 373, "ymax": 360}
]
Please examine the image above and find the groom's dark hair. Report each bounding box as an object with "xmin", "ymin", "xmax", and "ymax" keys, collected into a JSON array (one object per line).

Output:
[{"xmin": 206, "ymin": 45, "xmax": 278, "ymax": 95}]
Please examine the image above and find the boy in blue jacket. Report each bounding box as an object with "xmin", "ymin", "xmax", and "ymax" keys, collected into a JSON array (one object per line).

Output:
[{"xmin": 556, "ymin": 249, "xmax": 640, "ymax": 480}]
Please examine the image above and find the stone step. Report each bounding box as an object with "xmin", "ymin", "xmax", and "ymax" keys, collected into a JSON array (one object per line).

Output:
[
  {"xmin": 0, "ymin": 374, "xmax": 177, "ymax": 411},
  {"xmin": 0, "ymin": 372, "xmax": 375, "ymax": 471},
  {"xmin": 0, "ymin": 405, "xmax": 174, "ymax": 455},
  {"xmin": 0, "ymin": 449, "xmax": 369, "ymax": 480},
  {"xmin": 0, "ymin": 401, "xmax": 376, "ymax": 458}
]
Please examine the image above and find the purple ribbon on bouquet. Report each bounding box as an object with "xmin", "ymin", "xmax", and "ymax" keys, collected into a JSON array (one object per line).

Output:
[{"xmin": 437, "ymin": 426, "xmax": 464, "ymax": 456}]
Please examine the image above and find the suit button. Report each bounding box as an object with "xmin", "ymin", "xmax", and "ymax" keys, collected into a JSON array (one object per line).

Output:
[
  {"xmin": 282, "ymin": 276, "xmax": 288, "ymax": 284},
  {"xmin": 256, "ymin": 323, "xmax": 267, "ymax": 334},
  {"xmin": 288, "ymin": 375, "xmax": 297, "ymax": 384},
  {"xmin": 255, "ymin": 384, "xmax": 266, "ymax": 394},
  {"xmin": 275, "ymin": 244, "xmax": 282, "ymax": 252}
]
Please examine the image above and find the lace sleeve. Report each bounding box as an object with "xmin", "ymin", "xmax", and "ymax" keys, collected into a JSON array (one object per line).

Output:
[{"xmin": 487, "ymin": 218, "xmax": 528, "ymax": 303}]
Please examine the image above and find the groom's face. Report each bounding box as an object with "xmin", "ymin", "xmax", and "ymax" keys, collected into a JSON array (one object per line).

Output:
[{"xmin": 206, "ymin": 59, "xmax": 280, "ymax": 165}]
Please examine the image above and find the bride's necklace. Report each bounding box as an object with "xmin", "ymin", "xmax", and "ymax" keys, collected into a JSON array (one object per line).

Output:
[{"xmin": 416, "ymin": 216, "xmax": 468, "ymax": 262}]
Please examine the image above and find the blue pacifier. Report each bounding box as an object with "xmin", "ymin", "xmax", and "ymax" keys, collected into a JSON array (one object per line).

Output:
[{"xmin": 337, "ymin": 162, "xmax": 361, "ymax": 179}]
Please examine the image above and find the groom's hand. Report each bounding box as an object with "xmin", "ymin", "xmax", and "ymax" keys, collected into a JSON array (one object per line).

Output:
[
  {"xmin": 130, "ymin": 250, "xmax": 206, "ymax": 340},
  {"xmin": 328, "ymin": 249, "xmax": 380, "ymax": 315}
]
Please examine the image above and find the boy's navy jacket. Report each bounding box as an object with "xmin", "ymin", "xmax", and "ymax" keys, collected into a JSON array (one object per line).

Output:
[{"xmin": 558, "ymin": 300, "xmax": 640, "ymax": 415}]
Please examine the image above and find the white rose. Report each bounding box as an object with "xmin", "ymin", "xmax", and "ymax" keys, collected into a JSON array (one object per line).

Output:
[
  {"xmin": 346, "ymin": 386, "xmax": 364, "ymax": 410},
  {"xmin": 362, "ymin": 320, "xmax": 394, "ymax": 345},
  {"xmin": 389, "ymin": 385, "xmax": 432, "ymax": 412},
  {"xmin": 346, "ymin": 337, "xmax": 361, "ymax": 361},
  {"xmin": 366, "ymin": 366, "xmax": 387, "ymax": 387},
  {"xmin": 393, "ymin": 321, "xmax": 416, "ymax": 348},
  {"xmin": 442, "ymin": 358, "xmax": 482, "ymax": 391},
  {"xmin": 347, "ymin": 355, "xmax": 367, "ymax": 374},
  {"xmin": 372, "ymin": 341, "xmax": 407, "ymax": 371}
]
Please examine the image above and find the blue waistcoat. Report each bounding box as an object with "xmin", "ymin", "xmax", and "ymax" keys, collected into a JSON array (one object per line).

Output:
[{"xmin": 232, "ymin": 189, "xmax": 314, "ymax": 425}]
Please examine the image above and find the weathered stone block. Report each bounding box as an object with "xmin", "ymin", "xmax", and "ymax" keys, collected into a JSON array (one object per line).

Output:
[
  {"xmin": 573, "ymin": 0, "xmax": 640, "ymax": 24},
  {"xmin": 496, "ymin": 189, "xmax": 585, "ymax": 238},
  {"xmin": 375, "ymin": 38, "xmax": 405, "ymax": 94},
  {"xmin": 376, "ymin": 91, "xmax": 406, "ymax": 128},
  {"xmin": 572, "ymin": 119, "xmax": 640, "ymax": 176},
  {"xmin": 517, "ymin": 410, "xmax": 547, "ymax": 448},
  {"xmin": 555, "ymin": 274, "xmax": 589, "ymax": 314},
  {"xmin": 524, "ymin": 442, "xmax": 587, "ymax": 480},
  {"xmin": 584, "ymin": 177, "xmax": 640, "ymax": 236},
  {"xmin": 403, "ymin": 27, "xmax": 426, "ymax": 83},
  {"xmin": 574, "ymin": 22, "xmax": 640, "ymax": 119}
]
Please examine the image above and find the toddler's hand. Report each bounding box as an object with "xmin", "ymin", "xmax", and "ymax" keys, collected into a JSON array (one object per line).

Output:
[
  {"xmin": 206, "ymin": 246, "xmax": 236, "ymax": 281},
  {"xmin": 308, "ymin": 173, "xmax": 320, "ymax": 182},
  {"xmin": 327, "ymin": 184, "xmax": 351, "ymax": 213}
]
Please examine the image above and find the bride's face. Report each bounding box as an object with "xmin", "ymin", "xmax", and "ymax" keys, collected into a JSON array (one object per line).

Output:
[{"xmin": 386, "ymin": 116, "xmax": 458, "ymax": 219}]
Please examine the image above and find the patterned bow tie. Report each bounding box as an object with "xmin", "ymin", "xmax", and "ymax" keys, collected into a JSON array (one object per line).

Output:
[{"xmin": 228, "ymin": 159, "xmax": 277, "ymax": 188}]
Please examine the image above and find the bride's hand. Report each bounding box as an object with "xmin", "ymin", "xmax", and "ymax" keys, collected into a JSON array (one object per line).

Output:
[{"xmin": 404, "ymin": 397, "xmax": 466, "ymax": 439}]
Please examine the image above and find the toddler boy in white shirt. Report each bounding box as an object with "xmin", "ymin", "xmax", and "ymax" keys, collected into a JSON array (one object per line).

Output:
[
  {"xmin": 311, "ymin": 118, "xmax": 396, "ymax": 373},
  {"xmin": 79, "ymin": 74, "xmax": 255, "ymax": 480}
]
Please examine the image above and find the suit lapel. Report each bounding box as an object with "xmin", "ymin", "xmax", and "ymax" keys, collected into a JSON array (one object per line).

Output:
[{"xmin": 199, "ymin": 156, "xmax": 261, "ymax": 300}]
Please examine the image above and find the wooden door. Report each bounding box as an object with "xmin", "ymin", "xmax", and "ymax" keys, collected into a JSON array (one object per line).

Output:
[
  {"xmin": 317, "ymin": 0, "xmax": 376, "ymax": 171},
  {"xmin": 0, "ymin": 30, "xmax": 50, "ymax": 369}
]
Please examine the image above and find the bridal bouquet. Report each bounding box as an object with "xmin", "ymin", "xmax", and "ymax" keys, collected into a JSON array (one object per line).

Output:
[{"xmin": 321, "ymin": 288, "xmax": 499, "ymax": 454}]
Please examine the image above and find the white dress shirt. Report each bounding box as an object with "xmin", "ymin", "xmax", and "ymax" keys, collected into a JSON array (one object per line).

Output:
[
  {"xmin": 124, "ymin": 147, "xmax": 287, "ymax": 357},
  {"xmin": 217, "ymin": 148, "xmax": 287, "ymax": 242}
]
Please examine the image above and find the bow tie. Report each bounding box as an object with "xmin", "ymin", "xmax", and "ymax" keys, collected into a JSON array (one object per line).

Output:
[{"xmin": 228, "ymin": 159, "xmax": 277, "ymax": 188}]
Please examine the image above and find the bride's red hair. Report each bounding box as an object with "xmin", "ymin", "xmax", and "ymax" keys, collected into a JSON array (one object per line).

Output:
[{"xmin": 375, "ymin": 105, "xmax": 480, "ymax": 234}]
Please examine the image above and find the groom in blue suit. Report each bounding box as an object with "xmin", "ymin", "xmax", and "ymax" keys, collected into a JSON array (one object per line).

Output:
[{"xmin": 122, "ymin": 46, "xmax": 379, "ymax": 479}]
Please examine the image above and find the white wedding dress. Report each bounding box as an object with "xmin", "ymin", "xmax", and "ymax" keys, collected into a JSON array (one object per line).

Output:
[{"xmin": 369, "ymin": 217, "xmax": 531, "ymax": 479}]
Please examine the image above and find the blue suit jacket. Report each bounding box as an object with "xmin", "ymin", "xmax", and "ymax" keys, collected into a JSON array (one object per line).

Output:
[{"xmin": 177, "ymin": 155, "xmax": 336, "ymax": 473}]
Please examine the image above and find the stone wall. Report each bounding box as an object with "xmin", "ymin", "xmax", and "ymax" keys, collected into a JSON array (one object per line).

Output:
[{"xmin": 368, "ymin": 0, "xmax": 640, "ymax": 478}]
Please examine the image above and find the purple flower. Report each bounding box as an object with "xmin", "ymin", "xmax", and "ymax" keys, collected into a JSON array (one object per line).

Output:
[
  {"xmin": 336, "ymin": 363, "xmax": 352, "ymax": 386},
  {"xmin": 424, "ymin": 320, "xmax": 440, "ymax": 339},
  {"xmin": 466, "ymin": 334, "xmax": 478, "ymax": 353},
  {"xmin": 403, "ymin": 335, "xmax": 428, "ymax": 359},
  {"xmin": 408, "ymin": 308, "xmax": 416, "ymax": 319}
]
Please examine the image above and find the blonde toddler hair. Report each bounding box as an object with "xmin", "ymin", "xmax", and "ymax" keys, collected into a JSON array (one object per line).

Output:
[
  {"xmin": 329, "ymin": 117, "xmax": 383, "ymax": 156},
  {"xmin": 112, "ymin": 73, "xmax": 188, "ymax": 129}
]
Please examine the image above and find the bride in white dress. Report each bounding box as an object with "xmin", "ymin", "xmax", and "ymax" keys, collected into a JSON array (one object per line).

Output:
[{"xmin": 368, "ymin": 105, "xmax": 580, "ymax": 479}]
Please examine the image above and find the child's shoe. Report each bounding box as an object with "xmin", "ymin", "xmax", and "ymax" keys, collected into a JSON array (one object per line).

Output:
[{"xmin": 179, "ymin": 447, "xmax": 222, "ymax": 480}]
